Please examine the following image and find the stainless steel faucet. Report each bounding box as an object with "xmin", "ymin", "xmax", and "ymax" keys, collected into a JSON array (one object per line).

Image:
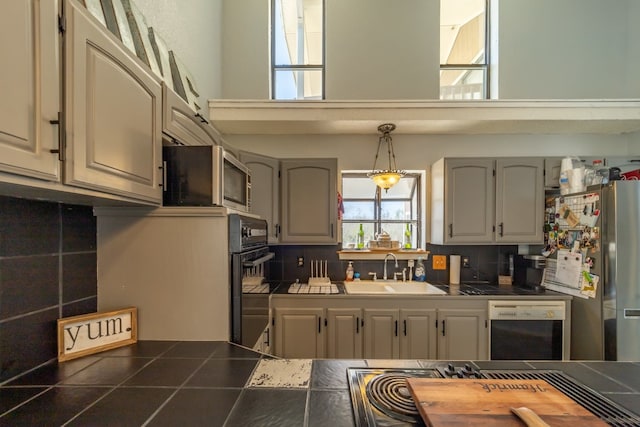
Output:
[{"xmin": 383, "ymin": 253, "xmax": 399, "ymax": 280}]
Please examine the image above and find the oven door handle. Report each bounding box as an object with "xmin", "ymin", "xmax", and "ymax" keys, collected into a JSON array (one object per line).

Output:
[{"xmin": 242, "ymin": 252, "xmax": 275, "ymax": 268}]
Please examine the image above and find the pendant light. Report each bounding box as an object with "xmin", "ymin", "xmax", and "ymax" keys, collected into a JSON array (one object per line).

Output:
[{"xmin": 367, "ymin": 123, "xmax": 405, "ymax": 191}]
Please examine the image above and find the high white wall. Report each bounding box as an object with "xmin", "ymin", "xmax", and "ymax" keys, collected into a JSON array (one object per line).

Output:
[
  {"xmin": 135, "ymin": 0, "xmax": 223, "ymax": 102},
  {"xmin": 498, "ymin": 0, "xmax": 635, "ymax": 99},
  {"xmin": 324, "ymin": 0, "xmax": 439, "ymax": 99}
]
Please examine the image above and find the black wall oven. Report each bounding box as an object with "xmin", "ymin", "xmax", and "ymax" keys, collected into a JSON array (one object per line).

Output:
[
  {"xmin": 229, "ymin": 214, "xmax": 273, "ymax": 347},
  {"xmin": 489, "ymin": 300, "xmax": 566, "ymax": 360}
]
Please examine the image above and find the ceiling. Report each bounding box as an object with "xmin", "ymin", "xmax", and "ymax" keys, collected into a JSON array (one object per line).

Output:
[{"xmin": 207, "ymin": 99, "xmax": 640, "ymax": 136}]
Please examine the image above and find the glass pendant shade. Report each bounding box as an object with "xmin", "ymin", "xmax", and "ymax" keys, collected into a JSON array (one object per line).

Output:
[{"xmin": 367, "ymin": 123, "xmax": 405, "ymax": 191}]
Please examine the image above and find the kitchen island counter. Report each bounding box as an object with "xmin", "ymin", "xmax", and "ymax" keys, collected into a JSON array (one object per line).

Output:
[{"xmin": 1, "ymin": 341, "xmax": 638, "ymax": 426}]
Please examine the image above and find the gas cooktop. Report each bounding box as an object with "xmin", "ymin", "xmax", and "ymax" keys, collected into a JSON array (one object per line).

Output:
[
  {"xmin": 347, "ymin": 364, "xmax": 640, "ymax": 426},
  {"xmin": 454, "ymin": 284, "xmax": 545, "ymax": 296}
]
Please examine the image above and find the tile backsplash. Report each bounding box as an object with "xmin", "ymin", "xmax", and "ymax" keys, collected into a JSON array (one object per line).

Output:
[
  {"xmin": 268, "ymin": 244, "xmax": 520, "ymax": 284},
  {"xmin": 0, "ymin": 196, "xmax": 97, "ymax": 383}
]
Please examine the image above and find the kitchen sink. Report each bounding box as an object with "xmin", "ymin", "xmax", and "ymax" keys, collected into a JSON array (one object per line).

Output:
[{"xmin": 343, "ymin": 281, "xmax": 446, "ymax": 295}]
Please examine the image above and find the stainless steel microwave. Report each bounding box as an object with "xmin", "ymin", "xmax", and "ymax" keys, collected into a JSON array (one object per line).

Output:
[{"xmin": 163, "ymin": 145, "xmax": 251, "ymax": 212}]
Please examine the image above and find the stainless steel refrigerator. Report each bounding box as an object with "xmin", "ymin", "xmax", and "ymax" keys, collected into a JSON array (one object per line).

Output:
[{"xmin": 544, "ymin": 181, "xmax": 640, "ymax": 361}]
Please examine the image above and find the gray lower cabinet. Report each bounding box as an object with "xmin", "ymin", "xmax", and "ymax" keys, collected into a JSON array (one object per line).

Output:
[
  {"xmin": 271, "ymin": 297, "xmax": 487, "ymax": 360},
  {"xmin": 326, "ymin": 308, "xmax": 363, "ymax": 358},
  {"xmin": 436, "ymin": 308, "xmax": 488, "ymax": 360},
  {"xmin": 273, "ymin": 307, "xmax": 325, "ymax": 358}
]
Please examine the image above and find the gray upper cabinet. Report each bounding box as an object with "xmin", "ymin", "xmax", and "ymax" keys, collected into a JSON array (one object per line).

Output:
[
  {"xmin": 495, "ymin": 158, "xmax": 544, "ymax": 243},
  {"xmin": 280, "ymin": 158, "xmax": 338, "ymax": 244},
  {"xmin": 432, "ymin": 158, "xmax": 495, "ymax": 244},
  {"xmin": 431, "ymin": 157, "xmax": 544, "ymax": 244},
  {"xmin": 64, "ymin": 0, "xmax": 162, "ymax": 204},
  {"xmin": 239, "ymin": 151, "xmax": 280, "ymax": 243},
  {"xmin": 0, "ymin": 0, "xmax": 60, "ymax": 181}
]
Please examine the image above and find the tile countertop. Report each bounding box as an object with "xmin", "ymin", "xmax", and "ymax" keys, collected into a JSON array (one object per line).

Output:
[
  {"xmin": 271, "ymin": 281, "xmax": 572, "ymax": 299},
  {"xmin": 1, "ymin": 341, "xmax": 638, "ymax": 426}
]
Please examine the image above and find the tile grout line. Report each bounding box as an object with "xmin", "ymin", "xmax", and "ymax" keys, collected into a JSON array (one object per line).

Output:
[{"xmin": 60, "ymin": 342, "xmax": 181, "ymax": 426}]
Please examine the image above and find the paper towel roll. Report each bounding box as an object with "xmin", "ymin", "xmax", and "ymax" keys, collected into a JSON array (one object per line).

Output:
[{"xmin": 449, "ymin": 255, "xmax": 461, "ymax": 285}]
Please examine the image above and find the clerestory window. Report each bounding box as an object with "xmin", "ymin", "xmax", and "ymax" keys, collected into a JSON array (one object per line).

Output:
[
  {"xmin": 440, "ymin": 0, "xmax": 490, "ymax": 99},
  {"xmin": 271, "ymin": 0, "xmax": 325, "ymax": 100}
]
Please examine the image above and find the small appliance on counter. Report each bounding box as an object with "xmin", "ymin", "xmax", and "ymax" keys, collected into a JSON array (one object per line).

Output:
[{"xmin": 513, "ymin": 254, "xmax": 546, "ymax": 292}]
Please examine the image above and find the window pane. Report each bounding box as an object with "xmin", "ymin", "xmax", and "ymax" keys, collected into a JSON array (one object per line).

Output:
[
  {"xmin": 274, "ymin": 0, "xmax": 323, "ymax": 66},
  {"xmin": 274, "ymin": 69, "xmax": 323, "ymax": 100},
  {"xmin": 380, "ymin": 176, "xmax": 417, "ymax": 199},
  {"xmin": 381, "ymin": 200, "xmax": 411, "ymax": 220},
  {"xmin": 343, "ymin": 201, "xmax": 375, "ymax": 220},
  {"xmin": 380, "ymin": 222, "xmax": 414, "ymax": 248},
  {"xmin": 440, "ymin": 0, "xmax": 485, "ymax": 65},
  {"xmin": 343, "ymin": 222, "xmax": 375, "ymax": 248},
  {"xmin": 342, "ymin": 177, "xmax": 378, "ymax": 198},
  {"xmin": 440, "ymin": 68, "xmax": 486, "ymax": 100}
]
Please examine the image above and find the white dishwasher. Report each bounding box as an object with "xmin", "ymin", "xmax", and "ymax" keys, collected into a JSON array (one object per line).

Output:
[{"xmin": 488, "ymin": 300, "xmax": 566, "ymax": 360}]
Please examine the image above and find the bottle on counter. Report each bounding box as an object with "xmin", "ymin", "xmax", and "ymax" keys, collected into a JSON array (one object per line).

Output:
[
  {"xmin": 357, "ymin": 224, "xmax": 365, "ymax": 249},
  {"xmin": 403, "ymin": 224, "xmax": 412, "ymax": 249},
  {"xmin": 345, "ymin": 261, "xmax": 354, "ymax": 281},
  {"xmin": 414, "ymin": 257, "xmax": 426, "ymax": 282}
]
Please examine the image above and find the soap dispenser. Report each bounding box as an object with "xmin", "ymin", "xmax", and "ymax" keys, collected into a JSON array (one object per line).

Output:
[
  {"xmin": 345, "ymin": 261, "xmax": 355, "ymax": 281},
  {"xmin": 414, "ymin": 257, "xmax": 426, "ymax": 282}
]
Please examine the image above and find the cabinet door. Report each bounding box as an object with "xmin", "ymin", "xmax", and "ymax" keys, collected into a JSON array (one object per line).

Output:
[
  {"xmin": 0, "ymin": 0, "xmax": 60, "ymax": 181},
  {"xmin": 280, "ymin": 159, "xmax": 337, "ymax": 243},
  {"xmin": 274, "ymin": 308, "xmax": 325, "ymax": 358},
  {"xmin": 545, "ymin": 157, "xmax": 562, "ymax": 188},
  {"xmin": 400, "ymin": 309, "xmax": 437, "ymax": 359},
  {"xmin": 240, "ymin": 151, "xmax": 280, "ymax": 243},
  {"xmin": 495, "ymin": 158, "xmax": 544, "ymax": 243},
  {"xmin": 445, "ymin": 158, "xmax": 494, "ymax": 243},
  {"xmin": 437, "ymin": 309, "xmax": 488, "ymax": 360},
  {"xmin": 327, "ymin": 308, "xmax": 363, "ymax": 359},
  {"xmin": 64, "ymin": 0, "xmax": 162, "ymax": 203},
  {"xmin": 162, "ymin": 83, "xmax": 217, "ymax": 146},
  {"xmin": 363, "ymin": 309, "xmax": 399, "ymax": 359}
]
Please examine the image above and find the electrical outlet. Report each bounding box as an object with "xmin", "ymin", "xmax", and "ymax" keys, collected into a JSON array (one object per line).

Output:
[
  {"xmin": 462, "ymin": 256, "xmax": 471, "ymax": 268},
  {"xmin": 432, "ymin": 255, "xmax": 447, "ymax": 270},
  {"xmin": 297, "ymin": 256, "xmax": 304, "ymax": 267}
]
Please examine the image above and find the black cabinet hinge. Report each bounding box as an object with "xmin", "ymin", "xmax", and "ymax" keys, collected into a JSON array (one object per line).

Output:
[{"xmin": 58, "ymin": 14, "xmax": 66, "ymax": 34}]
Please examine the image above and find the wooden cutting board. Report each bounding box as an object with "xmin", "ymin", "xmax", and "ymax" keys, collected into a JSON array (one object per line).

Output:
[{"xmin": 406, "ymin": 378, "xmax": 608, "ymax": 426}]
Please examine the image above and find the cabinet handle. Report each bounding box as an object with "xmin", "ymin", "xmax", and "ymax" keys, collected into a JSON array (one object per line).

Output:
[
  {"xmin": 318, "ymin": 317, "xmax": 321, "ymax": 333},
  {"xmin": 499, "ymin": 222, "xmax": 504, "ymax": 237},
  {"xmin": 49, "ymin": 112, "xmax": 65, "ymax": 162},
  {"xmin": 264, "ymin": 328, "xmax": 270, "ymax": 346},
  {"xmin": 448, "ymin": 224, "xmax": 453, "ymax": 238},
  {"xmin": 162, "ymin": 161, "xmax": 167, "ymax": 190},
  {"xmin": 356, "ymin": 317, "xmax": 360, "ymax": 334},
  {"xmin": 275, "ymin": 224, "xmax": 280, "ymax": 237},
  {"xmin": 394, "ymin": 320, "xmax": 398, "ymax": 337},
  {"xmin": 403, "ymin": 319, "xmax": 407, "ymax": 336},
  {"xmin": 442, "ymin": 320, "xmax": 446, "ymax": 337},
  {"xmin": 331, "ymin": 223, "xmax": 334, "ymax": 238},
  {"xmin": 195, "ymin": 112, "xmax": 209, "ymax": 124}
]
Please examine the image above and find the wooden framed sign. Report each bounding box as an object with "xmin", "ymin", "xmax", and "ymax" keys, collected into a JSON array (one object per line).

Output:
[{"xmin": 57, "ymin": 307, "xmax": 137, "ymax": 362}]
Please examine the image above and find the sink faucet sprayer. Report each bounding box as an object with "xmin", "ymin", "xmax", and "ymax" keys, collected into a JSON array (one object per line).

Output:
[{"xmin": 383, "ymin": 253, "xmax": 399, "ymax": 281}]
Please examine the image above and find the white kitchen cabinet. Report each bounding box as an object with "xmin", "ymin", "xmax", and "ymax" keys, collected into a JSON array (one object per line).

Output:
[
  {"xmin": 280, "ymin": 158, "xmax": 338, "ymax": 244},
  {"xmin": 326, "ymin": 308, "xmax": 363, "ymax": 358},
  {"xmin": 437, "ymin": 308, "xmax": 488, "ymax": 360},
  {"xmin": 239, "ymin": 151, "xmax": 280, "ymax": 243},
  {"xmin": 400, "ymin": 309, "xmax": 437, "ymax": 359},
  {"xmin": 363, "ymin": 308, "xmax": 399, "ymax": 359},
  {"xmin": 162, "ymin": 83, "xmax": 218, "ymax": 146},
  {"xmin": 0, "ymin": 0, "xmax": 60, "ymax": 181},
  {"xmin": 64, "ymin": 0, "xmax": 162, "ymax": 203},
  {"xmin": 273, "ymin": 307, "xmax": 325, "ymax": 358},
  {"xmin": 431, "ymin": 157, "xmax": 544, "ymax": 244}
]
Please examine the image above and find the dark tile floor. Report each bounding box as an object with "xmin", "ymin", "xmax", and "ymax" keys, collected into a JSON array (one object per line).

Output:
[{"xmin": 0, "ymin": 341, "xmax": 280, "ymax": 426}]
